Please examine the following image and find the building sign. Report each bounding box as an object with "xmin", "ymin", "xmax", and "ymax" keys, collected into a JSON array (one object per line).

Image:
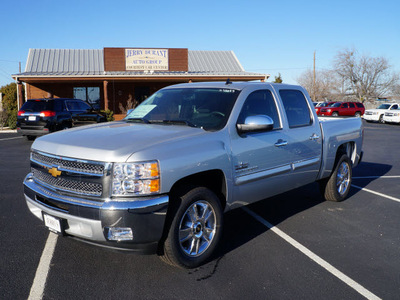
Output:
[{"xmin": 125, "ymin": 49, "xmax": 169, "ymax": 71}]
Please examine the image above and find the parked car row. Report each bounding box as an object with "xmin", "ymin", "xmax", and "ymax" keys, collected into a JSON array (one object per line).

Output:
[
  {"xmin": 314, "ymin": 101, "xmax": 365, "ymax": 117},
  {"xmin": 363, "ymin": 103, "xmax": 400, "ymax": 124},
  {"xmin": 17, "ymin": 98, "xmax": 107, "ymax": 140}
]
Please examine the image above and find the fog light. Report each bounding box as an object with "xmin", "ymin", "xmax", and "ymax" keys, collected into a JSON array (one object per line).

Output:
[{"xmin": 106, "ymin": 227, "xmax": 133, "ymax": 241}]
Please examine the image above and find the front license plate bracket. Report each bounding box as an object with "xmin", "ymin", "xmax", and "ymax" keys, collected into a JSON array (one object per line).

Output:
[{"xmin": 42, "ymin": 212, "xmax": 67, "ymax": 235}]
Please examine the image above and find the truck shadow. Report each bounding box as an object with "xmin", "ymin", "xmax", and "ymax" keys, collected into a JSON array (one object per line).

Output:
[{"xmin": 215, "ymin": 161, "xmax": 392, "ymax": 260}]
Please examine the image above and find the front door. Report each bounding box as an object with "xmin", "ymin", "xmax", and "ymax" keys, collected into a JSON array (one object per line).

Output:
[{"xmin": 230, "ymin": 88, "xmax": 322, "ymax": 208}]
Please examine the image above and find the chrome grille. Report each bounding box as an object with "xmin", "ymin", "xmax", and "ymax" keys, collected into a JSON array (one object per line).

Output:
[
  {"xmin": 31, "ymin": 151, "xmax": 104, "ymax": 175},
  {"xmin": 32, "ymin": 168, "xmax": 102, "ymax": 196}
]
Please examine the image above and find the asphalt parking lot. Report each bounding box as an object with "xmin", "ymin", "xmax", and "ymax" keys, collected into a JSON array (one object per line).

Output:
[{"xmin": 1, "ymin": 120, "xmax": 399, "ymax": 300}]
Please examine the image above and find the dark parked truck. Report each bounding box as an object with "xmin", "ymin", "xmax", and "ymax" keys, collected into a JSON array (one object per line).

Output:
[{"xmin": 23, "ymin": 82, "xmax": 363, "ymax": 268}]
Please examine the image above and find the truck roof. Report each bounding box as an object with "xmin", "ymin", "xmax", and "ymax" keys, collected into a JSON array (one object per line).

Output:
[{"xmin": 163, "ymin": 81, "xmax": 302, "ymax": 91}]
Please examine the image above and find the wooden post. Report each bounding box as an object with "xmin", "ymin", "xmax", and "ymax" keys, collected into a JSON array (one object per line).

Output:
[{"xmin": 103, "ymin": 80, "xmax": 109, "ymax": 111}]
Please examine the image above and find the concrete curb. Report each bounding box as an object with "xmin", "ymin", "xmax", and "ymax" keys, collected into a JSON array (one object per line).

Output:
[{"xmin": 0, "ymin": 129, "xmax": 17, "ymax": 133}]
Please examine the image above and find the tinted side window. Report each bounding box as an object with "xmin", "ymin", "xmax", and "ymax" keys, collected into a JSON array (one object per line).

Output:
[
  {"xmin": 279, "ymin": 90, "xmax": 312, "ymax": 128},
  {"xmin": 54, "ymin": 100, "xmax": 65, "ymax": 112},
  {"xmin": 76, "ymin": 101, "xmax": 91, "ymax": 111},
  {"xmin": 66, "ymin": 100, "xmax": 90, "ymax": 111},
  {"xmin": 238, "ymin": 90, "xmax": 280, "ymax": 129},
  {"xmin": 393, "ymin": 105, "xmax": 399, "ymax": 109},
  {"xmin": 342, "ymin": 103, "xmax": 348, "ymax": 108},
  {"xmin": 356, "ymin": 103, "xmax": 364, "ymax": 108},
  {"xmin": 349, "ymin": 103, "xmax": 355, "ymax": 108}
]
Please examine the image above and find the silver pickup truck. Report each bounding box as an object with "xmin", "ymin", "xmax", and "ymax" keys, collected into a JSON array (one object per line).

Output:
[{"xmin": 23, "ymin": 81, "xmax": 363, "ymax": 268}]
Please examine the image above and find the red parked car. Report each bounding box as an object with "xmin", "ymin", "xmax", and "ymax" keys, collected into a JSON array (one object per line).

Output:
[{"xmin": 319, "ymin": 102, "xmax": 365, "ymax": 117}]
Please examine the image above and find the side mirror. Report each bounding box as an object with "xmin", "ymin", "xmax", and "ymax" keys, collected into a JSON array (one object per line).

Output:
[{"xmin": 237, "ymin": 115, "xmax": 274, "ymax": 134}]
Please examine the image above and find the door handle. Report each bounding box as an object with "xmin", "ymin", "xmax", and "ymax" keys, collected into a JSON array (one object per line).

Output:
[
  {"xmin": 309, "ymin": 133, "xmax": 320, "ymax": 141},
  {"xmin": 274, "ymin": 139, "xmax": 288, "ymax": 147}
]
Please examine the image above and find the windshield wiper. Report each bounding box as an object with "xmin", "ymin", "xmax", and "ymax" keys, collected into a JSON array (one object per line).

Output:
[
  {"xmin": 150, "ymin": 119, "xmax": 198, "ymax": 128},
  {"xmin": 125, "ymin": 117, "xmax": 151, "ymax": 124},
  {"xmin": 162, "ymin": 119, "xmax": 198, "ymax": 128}
]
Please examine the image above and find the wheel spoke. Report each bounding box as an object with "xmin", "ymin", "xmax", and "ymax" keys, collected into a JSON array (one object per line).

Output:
[
  {"xmin": 188, "ymin": 205, "xmax": 198, "ymax": 222},
  {"xmin": 179, "ymin": 227, "xmax": 193, "ymax": 243},
  {"xmin": 203, "ymin": 207, "xmax": 213, "ymax": 223}
]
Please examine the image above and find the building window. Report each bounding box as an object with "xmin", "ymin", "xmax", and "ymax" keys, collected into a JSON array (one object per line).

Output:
[{"xmin": 73, "ymin": 87, "xmax": 100, "ymax": 110}]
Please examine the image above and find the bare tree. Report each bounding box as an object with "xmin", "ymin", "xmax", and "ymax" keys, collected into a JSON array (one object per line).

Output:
[
  {"xmin": 333, "ymin": 48, "xmax": 399, "ymax": 103},
  {"xmin": 296, "ymin": 69, "xmax": 339, "ymax": 101}
]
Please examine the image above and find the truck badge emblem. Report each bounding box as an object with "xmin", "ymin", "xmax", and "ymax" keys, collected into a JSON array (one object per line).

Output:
[{"xmin": 48, "ymin": 167, "xmax": 61, "ymax": 178}]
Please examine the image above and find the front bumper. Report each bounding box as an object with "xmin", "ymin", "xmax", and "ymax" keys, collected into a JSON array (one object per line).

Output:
[
  {"xmin": 362, "ymin": 114, "xmax": 379, "ymax": 121},
  {"xmin": 24, "ymin": 173, "xmax": 169, "ymax": 253},
  {"xmin": 383, "ymin": 116, "xmax": 400, "ymax": 123}
]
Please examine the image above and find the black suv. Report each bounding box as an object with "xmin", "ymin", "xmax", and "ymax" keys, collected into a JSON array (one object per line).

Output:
[{"xmin": 17, "ymin": 98, "xmax": 107, "ymax": 140}]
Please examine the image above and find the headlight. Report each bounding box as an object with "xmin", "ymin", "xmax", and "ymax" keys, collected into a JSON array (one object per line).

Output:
[
  {"xmin": 394, "ymin": 113, "xmax": 400, "ymax": 117},
  {"xmin": 372, "ymin": 112, "xmax": 378, "ymax": 115},
  {"xmin": 112, "ymin": 161, "xmax": 160, "ymax": 196},
  {"xmin": 327, "ymin": 109, "xmax": 331, "ymax": 112}
]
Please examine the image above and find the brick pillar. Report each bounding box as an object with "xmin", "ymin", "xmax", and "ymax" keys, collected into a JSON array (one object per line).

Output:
[{"xmin": 17, "ymin": 81, "xmax": 24, "ymax": 108}]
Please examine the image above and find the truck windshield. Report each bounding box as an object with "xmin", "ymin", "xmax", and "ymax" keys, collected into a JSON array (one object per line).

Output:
[
  {"xmin": 377, "ymin": 104, "xmax": 391, "ymax": 109},
  {"xmin": 125, "ymin": 88, "xmax": 241, "ymax": 131}
]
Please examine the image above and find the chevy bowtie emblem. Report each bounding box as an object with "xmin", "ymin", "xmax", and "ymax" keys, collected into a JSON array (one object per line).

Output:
[{"xmin": 48, "ymin": 167, "xmax": 61, "ymax": 178}]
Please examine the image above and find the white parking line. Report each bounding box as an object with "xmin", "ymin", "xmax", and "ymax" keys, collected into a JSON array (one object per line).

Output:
[
  {"xmin": 0, "ymin": 136, "xmax": 22, "ymax": 141},
  {"xmin": 28, "ymin": 232, "xmax": 58, "ymax": 300},
  {"xmin": 242, "ymin": 206, "xmax": 381, "ymax": 300},
  {"xmin": 351, "ymin": 184, "xmax": 400, "ymax": 203}
]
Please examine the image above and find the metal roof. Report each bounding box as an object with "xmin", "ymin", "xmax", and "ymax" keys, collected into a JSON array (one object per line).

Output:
[
  {"xmin": 14, "ymin": 48, "xmax": 266, "ymax": 78},
  {"xmin": 25, "ymin": 49, "xmax": 104, "ymax": 73}
]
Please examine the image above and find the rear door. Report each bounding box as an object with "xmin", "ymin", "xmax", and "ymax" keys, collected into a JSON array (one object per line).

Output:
[
  {"xmin": 274, "ymin": 87, "xmax": 322, "ymax": 187},
  {"xmin": 348, "ymin": 102, "xmax": 356, "ymax": 115}
]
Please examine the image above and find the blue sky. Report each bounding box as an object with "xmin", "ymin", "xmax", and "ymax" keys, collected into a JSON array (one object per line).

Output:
[{"xmin": 0, "ymin": 0, "xmax": 399, "ymax": 88}]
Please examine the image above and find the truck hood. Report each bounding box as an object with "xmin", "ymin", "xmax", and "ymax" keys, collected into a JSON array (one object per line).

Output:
[{"xmin": 32, "ymin": 121, "xmax": 206, "ymax": 162}]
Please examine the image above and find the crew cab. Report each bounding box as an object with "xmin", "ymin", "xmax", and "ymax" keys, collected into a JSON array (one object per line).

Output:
[
  {"xmin": 363, "ymin": 103, "xmax": 399, "ymax": 123},
  {"xmin": 17, "ymin": 98, "xmax": 107, "ymax": 140},
  {"xmin": 23, "ymin": 82, "xmax": 363, "ymax": 268},
  {"xmin": 319, "ymin": 101, "xmax": 365, "ymax": 117}
]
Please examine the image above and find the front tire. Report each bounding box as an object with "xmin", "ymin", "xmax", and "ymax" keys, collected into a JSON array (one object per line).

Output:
[
  {"xmin": 320, "ymin": 154, "xmax": 352, "ymax": 202},
  {"xmin": 161, "ymin": 187, "xmax": 223, "ymax": 268},
  {"xmin": 332, "ymin": 112, "xmax": 339, "ymax": 117}
]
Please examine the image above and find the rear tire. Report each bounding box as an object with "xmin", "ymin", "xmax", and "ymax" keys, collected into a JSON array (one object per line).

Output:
[
  {"xmin": 320, "ymin": 154, "xmax": 352, "ymax": 202},
  {"xmin": 160, "ymin": 186, "xmax": 223, "ymax": 268}
]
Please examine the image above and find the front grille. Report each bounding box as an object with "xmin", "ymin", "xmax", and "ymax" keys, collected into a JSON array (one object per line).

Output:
[
  {"xmin": 365, "ymin": 112, "xmax": 373, "ymax": 115},
  {"xmin": 385, "ymin": 113, "xmax": 393, "ymax": 117},
  {"xmin": 32, "ymin": 151, "xmax": 105, "ymax": 175},
  {"xmin": 32, "ymin": 168, "xmax": 103, "ymax": 196}
]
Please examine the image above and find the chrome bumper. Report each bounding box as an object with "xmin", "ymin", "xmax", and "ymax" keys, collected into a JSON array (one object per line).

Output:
[{"xmin": 24, "ymin": 173, "xmax": 169, "ymax": 253}]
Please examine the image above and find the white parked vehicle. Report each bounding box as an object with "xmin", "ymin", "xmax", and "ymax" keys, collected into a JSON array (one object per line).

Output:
[
  {"xmin": 363, "ymin": 103, "xmax": 399, "ymax": 123},
  {"xmin": 383, "ymin": 109, "xmax": 400, "ymax": 124}
]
